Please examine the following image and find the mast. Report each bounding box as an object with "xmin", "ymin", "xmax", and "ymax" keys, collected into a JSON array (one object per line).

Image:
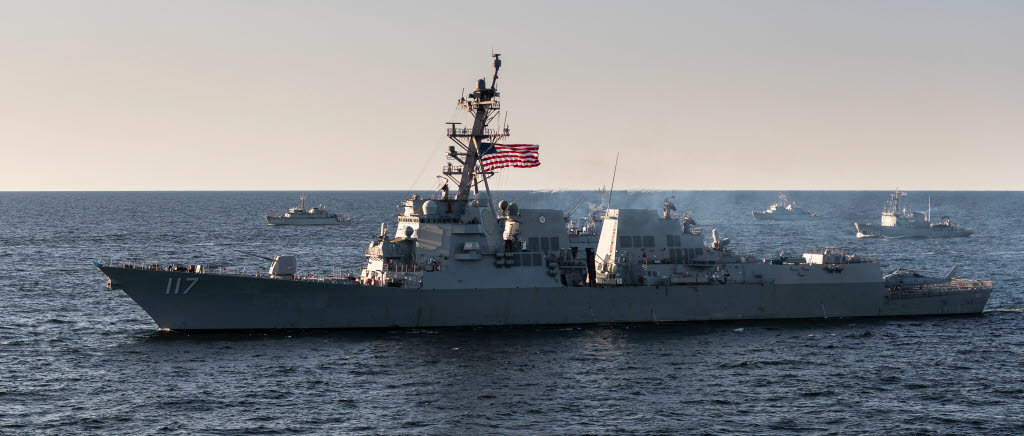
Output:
[
  {"xmin": 607, "ymin": 153, "xmax": 620, "ymax": 210},
  {"xmin": 890, "ymin": 189, "xmax": 901, "ymax": 215},
  {"xmin": 444, "ymin": 54, "xmax": 507, "ymax": 201}
]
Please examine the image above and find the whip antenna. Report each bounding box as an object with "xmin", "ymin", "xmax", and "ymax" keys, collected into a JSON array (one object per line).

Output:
[
  {"xmin": 607, "ymin": 152, "xmax": 620, "ymax": 210},
  {"xmin": 234, "ymin": 249, "xmax": 275, "ymax": 262}
]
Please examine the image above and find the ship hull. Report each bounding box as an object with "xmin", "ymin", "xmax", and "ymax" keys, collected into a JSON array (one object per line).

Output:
[
  {"xmin": 854, "ymin": 222, "xmax": 973, "ymax": 238},
  {"xmin": 752, "ymin": 211, "xmax": 815, "ymax": 221},
  {"xmin": 98, "ymin": 266, "xmax": 990, "ymax": 330},
  {"xmin": 265, "ymin": 217, "xmax": 347, "ymax": 226}
]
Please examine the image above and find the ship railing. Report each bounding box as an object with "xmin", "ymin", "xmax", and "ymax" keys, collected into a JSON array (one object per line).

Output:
[
  {"xmin": 98, "ymin": 259, "xmax": 361, "ymax": 283},
  {"xmin": 383, "ymin": 264, "xmax": 424, "ymax": 273},
  {"xmin": 447, "ymin": 127, "xmax": 505, "ymax": 138},
  {"xmin": 803, "ymin": 247, "xmax": 846, "ymax": 256},
  {"xmin": 195, "ymin": 266, "xmax": 359, "ymax": 283},
  {"xmin": 99, "ymin": 259, "xmax": 246, "ymax": 276},
  {"xmin": 948, "ymin": 279, "xmax": 995, "ymax": 291},
  {"xmin": 801, "ymin": 247, "xmax": 877, "ymax": 264},
  {"xmin": 890, "ymin": 279, "xmax": 995, "ymax": 296},
  {"xmin": 440, "ymin": 164, "xmax": 493, "ymax": 176},
  {"xmin": 443, "ymin": 165, "xmax": 465, "ymax": 174}
]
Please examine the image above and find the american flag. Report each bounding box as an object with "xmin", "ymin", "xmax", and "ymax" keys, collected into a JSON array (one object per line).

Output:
[{"xmin": 478, "ymin": 143, "xmax": 540, "ymax": 171}]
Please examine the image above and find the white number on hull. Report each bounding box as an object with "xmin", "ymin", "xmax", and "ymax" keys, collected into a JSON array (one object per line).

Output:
[{"xmin": 165, "ymin": 277, "xmax": 199, "ymax": 294}]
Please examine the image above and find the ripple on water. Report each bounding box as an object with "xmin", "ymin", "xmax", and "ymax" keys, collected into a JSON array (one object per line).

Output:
[{"xmin": 1, "ymin": 191, "xmax": 1023, "ymax": 433}]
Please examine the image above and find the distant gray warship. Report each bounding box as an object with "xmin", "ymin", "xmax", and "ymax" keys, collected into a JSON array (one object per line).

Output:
[
  {"xmin": 96, "ymin": 56, "xmax": 992, "ymax": 330},
  {"xmin": 752, "ymin": 193, "xmax": 817, "ymax": 221},
  {"xmin": 266, "ymin": 194, "xmax": 350, "ymax": 226},
  {"xmin": 854, "ymin": 190, "xmax": 973, "ymax": 238}
]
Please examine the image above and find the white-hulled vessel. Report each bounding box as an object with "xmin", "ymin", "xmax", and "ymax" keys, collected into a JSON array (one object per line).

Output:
[
  {"xmin": 854, "ymin": 190, "xmax": 972, "ymax": 238},
  {"xmin": 751, "ymin": 193, "xmax": 817, "ymax": 221},
  {"xmin": 266, "ymin": 194, "xmax": 351, "ymax": 226}
]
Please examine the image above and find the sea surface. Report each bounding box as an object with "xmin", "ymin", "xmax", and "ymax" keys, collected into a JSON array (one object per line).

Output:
[{"xmin": 1, "ymin": 190, "xmax": 1022, "ymax": 434}]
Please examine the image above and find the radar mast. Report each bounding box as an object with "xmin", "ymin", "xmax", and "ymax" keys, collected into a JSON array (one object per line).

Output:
[{"xmin": 443, "ymin": 54, "xmax": 509, "ymax": 200}]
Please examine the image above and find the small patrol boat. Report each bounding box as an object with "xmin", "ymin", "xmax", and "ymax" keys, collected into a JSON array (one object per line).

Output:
[
  {"xmin": 751, "ymin": 193, "xmax": 818, "ymax": 221},
  {"xmin": 265, "ymin": 194, "xmax": 351, "ymax": 226},
  {"xmin": 854, "ymin": 190, "xmax": 972, "ymax": 238}
]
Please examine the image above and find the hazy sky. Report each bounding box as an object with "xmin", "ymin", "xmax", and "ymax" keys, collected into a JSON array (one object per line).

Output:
[{"xmin": 2, "ymin": 1, "xmax": 1021, "ymax": 191}]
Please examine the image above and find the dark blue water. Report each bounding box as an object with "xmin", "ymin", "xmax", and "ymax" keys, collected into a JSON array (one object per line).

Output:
[{"xmin": 1, "ymin": 191, "xmax": 1022, "ymax": 434}]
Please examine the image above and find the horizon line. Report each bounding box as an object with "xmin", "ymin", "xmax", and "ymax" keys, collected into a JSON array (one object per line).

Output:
[{"xmin": 2, "ymin": 188, "xmax": 1022, "ymax": 193}]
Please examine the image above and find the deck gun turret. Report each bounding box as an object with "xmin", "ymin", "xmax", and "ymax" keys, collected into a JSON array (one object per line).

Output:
[{"xmin": 235, "ymin": 250, "xmax": 296, "ymax": 278}]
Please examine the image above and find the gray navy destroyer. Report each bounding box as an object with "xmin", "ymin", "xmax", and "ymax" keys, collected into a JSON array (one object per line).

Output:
[
  {"xmin": 855, "ymin": 189, "xmax": 973, "ymax": 238},
  {"xmin": 96, "ymin": 56, "xmax": 993, "ymax": 330}
]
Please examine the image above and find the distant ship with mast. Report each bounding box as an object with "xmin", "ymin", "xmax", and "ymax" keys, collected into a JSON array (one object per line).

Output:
[
  {"xmin": 265, "ymin": 194, "xmax": 351, "ymax": 226},
  {"xmin": 854, "ymin": 189, "xmax": 973, "ymax": 238},
  {"xmin": 751, "ymin": 193, "xmax": 818, "ymax": 221}
]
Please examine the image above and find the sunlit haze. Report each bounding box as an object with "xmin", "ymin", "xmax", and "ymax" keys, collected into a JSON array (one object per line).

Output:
[{"xmin": 2, "ymin": 1, "xmax": 1021, "ymax": 191}]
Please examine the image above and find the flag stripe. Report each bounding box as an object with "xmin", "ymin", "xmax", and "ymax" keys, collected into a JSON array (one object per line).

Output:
[{"xmin": 479, "ymin": 143, "xmax": 541, "ymax": 171}]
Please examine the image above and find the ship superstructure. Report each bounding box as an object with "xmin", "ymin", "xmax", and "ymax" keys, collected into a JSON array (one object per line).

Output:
[
  {"xmin": 95, "ymin": 56, "xmax": 992, "ymax": 330},
  {"xmin": 354, "ymin": 54, "xmax": 578, "ymax": 289},
  {"xmin": 854, "ymin": 190, "xmax": 973, "ymax": 238},
  {"xmin": 566, "ymin": 187, "xmax": 608, "ymax": 253}
]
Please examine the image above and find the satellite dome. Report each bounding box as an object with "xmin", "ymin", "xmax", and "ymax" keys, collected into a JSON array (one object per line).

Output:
[
  {"xmin": 498, "ymin": 200, "xmax": 509, "ymax": 212},
  {"xmin": 422, "ymin": 200, "xmax": 438, "ymax": 215},
  {"xmin": 404, "ymin": 226, "xmax": 415, "ymax": 238},
  {"xmin": 507, "ymin": 202, "xmax": 519, "ymax": 216}
]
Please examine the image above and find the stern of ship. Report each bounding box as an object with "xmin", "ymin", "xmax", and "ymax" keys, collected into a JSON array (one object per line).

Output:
[
  {"xmin": 884, "ymin": 279, "xmax": 994, "ymax": 315},
  {"xmin": 854, "ymin": 222, "xmax": 877, "ymax": 238}
]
